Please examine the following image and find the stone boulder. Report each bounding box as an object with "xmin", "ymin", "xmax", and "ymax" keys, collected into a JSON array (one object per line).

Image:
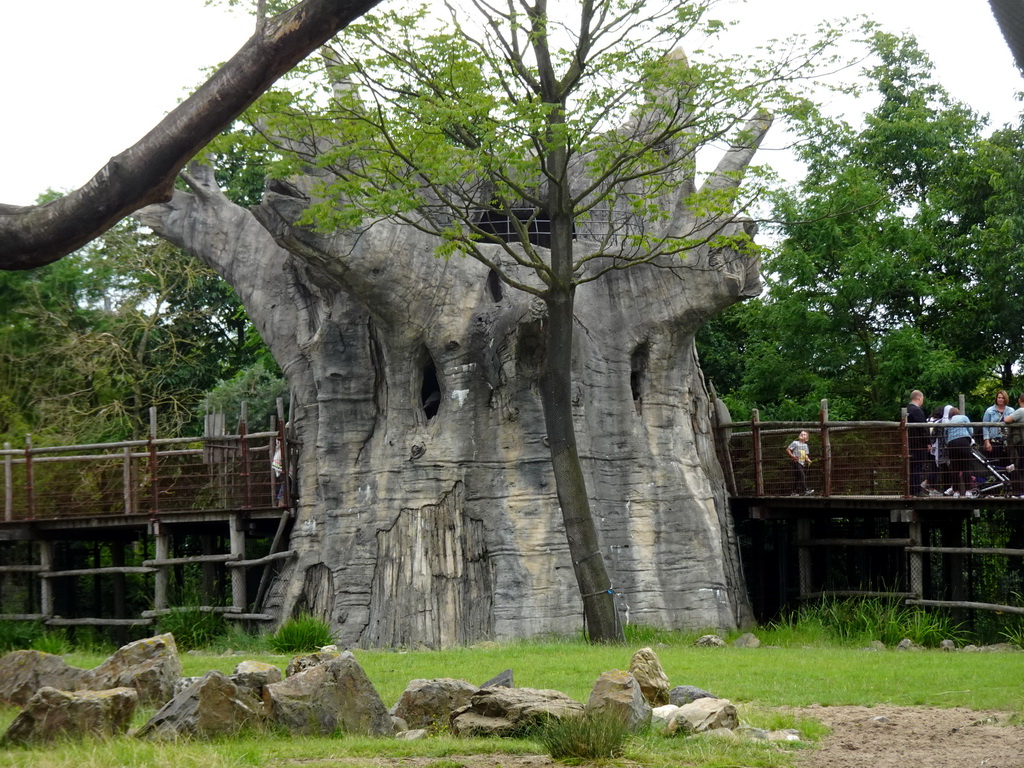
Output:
[
  {"xmin": 479, "ymin": 668, "xmax": 514, "ymax": 688},
  {"xmin": 81, "ymin": 633, "xmax": 182, "ymax": 706},
  {"xmin": 669, "ymin": 684, "xmax": 715, "ymax": 706},
  {"xmin": 584, "ymin": 669, "xmax": 651, "ymax": 732},
  {"xmin": 2, "ymin": 686, "xmax": 137, "ymax": 745},
  {"xmin": 137, "ymin": 670, "xmax": 266, "ymax": 740},
  {"xmin": 232, "ymin": 660, "xmax": 283, "ymax": 695},
  {"xmin": 450, "ymin": 687, "xmax": 584, "ymax": 737},
  {"xmin": 694, "ymin": 634, "xmax": 726, "ymax": 648},
  {"xmin": 666, "ymin": 697, "xmax": 739, "ymax": 735},
  {"xmin": 628, "ymin": 647, "xmax": 670, "ymax": 706},
  {"xmin": 391, "ymin": 678, "xmax": 479, "ymax": 730},
  {"xmin": 0, "ymin": 650, "xmax": 88, "ymax": 706},
  {"xmin": 651, "ymin": 704, "xmax": 682, "ymax": 731},
  {"xmin": 732, "ymin": 632, "xmax": 761, "ymax": 648},
  {"xmin": 264, "ymin": 651, "xmax": 394, "ymax": 736},
  {"xmin": 285, "ymin": 651, "xmax": 340, "ymax": 677}
]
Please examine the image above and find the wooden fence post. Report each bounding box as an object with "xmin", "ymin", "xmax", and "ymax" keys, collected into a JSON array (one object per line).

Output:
[
  {"xmin": 229, "ymin": 514, "xmax": 247, "ymax": 613},
  {"xmin": 752, "ymin": 409, "xmax": 764, "ymax": 497},
  {"xmin": 820, "ymin": 399, "xmax": 832, "ymax": 497},
  {"xmin": 24, "ymin": 434, "xmax": 34, "ymax": 520},
  {"xmin": 3, "ymin": 442, "xmax": 11, "ymax": 522},
  {"xmin": 153, "ymin": 531, "xmax": 169, "ymax": 611},
  {"xmin": 39, "ymin": 540, "xmax": 54, "ymax": 619}
]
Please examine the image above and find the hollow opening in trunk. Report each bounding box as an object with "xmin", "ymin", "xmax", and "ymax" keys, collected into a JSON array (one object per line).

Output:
[
  {"xmin": 420, "ymin": 355, "xmax": 442, "ymax": 421},
  {"xmin": 631, "ymin": 343, "xmax": 649, "ymax": 415}
]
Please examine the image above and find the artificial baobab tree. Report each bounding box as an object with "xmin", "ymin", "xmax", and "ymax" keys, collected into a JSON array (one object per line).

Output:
[{"xmin": 139, "ymin": 0, "xmax": 843, "ymax": 646}]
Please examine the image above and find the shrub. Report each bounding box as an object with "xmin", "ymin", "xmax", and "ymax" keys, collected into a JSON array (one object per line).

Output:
[
  {"xmin": 537, "ymin": 711, "xmax": 634, "ymax": 761},
  {"xmin": 269, "ymin": 614, "xmax": 334, "ymax": 653}
]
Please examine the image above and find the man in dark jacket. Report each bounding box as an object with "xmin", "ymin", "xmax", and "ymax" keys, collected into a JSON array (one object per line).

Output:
[{"xmin": 907, "ymin": 390, "xmax": 929, "ymax": 495}]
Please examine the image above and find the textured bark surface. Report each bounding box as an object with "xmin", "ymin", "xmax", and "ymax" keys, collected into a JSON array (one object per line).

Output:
[{"xmin": 138, "ymin": 155, "xmax": 759, "ymax": 647}]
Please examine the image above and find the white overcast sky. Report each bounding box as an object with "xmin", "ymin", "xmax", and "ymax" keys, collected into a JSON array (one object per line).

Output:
[{"xmin": 0, "ymin": 0, "xmax": 1021, "ymax": 207}]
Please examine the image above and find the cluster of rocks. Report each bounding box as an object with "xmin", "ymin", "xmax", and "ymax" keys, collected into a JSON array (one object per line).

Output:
[{"xmin": 0, "ymin": 632, "xmax": 799, "ymax": 746}]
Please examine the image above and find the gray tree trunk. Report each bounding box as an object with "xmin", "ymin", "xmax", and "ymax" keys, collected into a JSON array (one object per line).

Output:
[{"xmin": 138, "ymin": 161, "xmax": 759, "ymax": 648}]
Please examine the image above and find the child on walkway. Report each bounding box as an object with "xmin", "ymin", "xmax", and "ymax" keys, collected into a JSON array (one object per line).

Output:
[{"xmin": 786, "ymin": 430, "xmax": 813, "ymax": 495}]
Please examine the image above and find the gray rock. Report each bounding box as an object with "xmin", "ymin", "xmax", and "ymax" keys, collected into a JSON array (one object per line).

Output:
[
  {"xmin": 137, "ymin": 670, "xmax": 265, "ymax": 740},
  {"xmin": 669, "ymin": 684, "xmax": 715, "ymax": 706},
  {"xmin": 396, "ymin": 728, "xmax": 428, "ymax": 740},
  {"xmin": 264, "ymin": 651, "xmax": 394, "ymax": 736},
  {"xmin": 694, "ymin": 634, "xmax": 726, "ymax": 647},
  {"xmin": 0, "ymin": 650, "xmax": 88, "ymax": 707},
  {"xmin": 391, "ymin": 678, "xmax": 478, "ymax": 730},
  {"xmin": 231, "ymin": 660, "xmax": 283, "ymax": 695},
  {"xmin": 81, "ymin": 633, "xmax": 183, "ymax": 706},
  {"xmin": 895, "ymin": 638, "xmax": 923, "ymax": 651},
  {"xmin": 940, "ymin": 639, "xmax": 957, "ymax": 652},
  {"xmin": 479, "ymin": 669, "xmax": 514, "ymax": 688},
  {"xmin": 584, "ymin": 669, "xmax": 651, "ymax": 732},
  {"xmin": 173, "ymin": 676, "xmax": 204, "ymax": 698},
  {"xmin": 450, "ymin": 687, "xmax": 583, "ymax": 737},
  {"xmin": 285, "ymin": 651, "xmax": 340, "ymax": 677},
  {"xmin": 3, "ymin": 686, "xmax": 137, "ymax": 745},
  {"xmin": 651, "ymin": 704, "xmax": 681, "ymax": 730},
  {"xmin": 667, "ymin": 697, "xmax": 739, "ymax": 735},
  {"xmin": 731, "ymin": 632, "xmax": 760, "ymax": 648},
  {"xmin": 629, "ymin": 647, "xmax": 670, "ymax": 706}
]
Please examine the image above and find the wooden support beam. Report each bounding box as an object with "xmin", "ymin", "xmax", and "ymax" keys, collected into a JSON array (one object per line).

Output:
[
  {"xmin": 907, "ymin": 599, "xmax": 1024, "ymax": 616},
  {"xmin": 46, "ymin": 617, "xmax": 154, "ymax": 627},
  {"xmin": 40, "ymin": 566, "xmax": 156, "ymax": 578}
]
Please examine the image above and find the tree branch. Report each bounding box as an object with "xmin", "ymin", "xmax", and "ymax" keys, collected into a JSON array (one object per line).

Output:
[{"xmin": 0, "ymin": 0, "xmax": 381, "ymax": 271}]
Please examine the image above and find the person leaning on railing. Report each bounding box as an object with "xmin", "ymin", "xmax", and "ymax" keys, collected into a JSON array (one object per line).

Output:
[
  {"xmin": 1003, "ymin": 394, "xmax": 1024, "ymax": 497},
  {"xmin": 944, "ymin": 408, "xmax": 974, "ymax": 498}
]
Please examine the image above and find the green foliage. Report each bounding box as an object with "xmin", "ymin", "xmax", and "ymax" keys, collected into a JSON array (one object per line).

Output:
[
  {"xmin": 157, "ymin": 608, "xmax": 229, "ymax": 652},
  {"xmin": 0, "ymin": 620, "xmax": 44, "ymax": 652},
  {"xmin": 699, "ymin": 30, "xmax": 1024, "ymax": 420},
  {"xmin": 200, "ymin": 359, "xmax": 287, "ymax": 432},
  {"xmin": 772, "ymin": 596, "xmax": 969, "ymax": 648},
  {"xmin": 537, "ymin": 710, "xmax": 634, "ymax": 760},
  {"xmin": 268, "ymin": 614, "xmax": 335, "ymax": 653},
  {"xmin": 0, "ymin": 217, "xmax": 270, "ymax": 444}
]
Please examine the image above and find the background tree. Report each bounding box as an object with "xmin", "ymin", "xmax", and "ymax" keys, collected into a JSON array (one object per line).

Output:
[{"xmin": 700, "ymin": 32, "xmax": 1003, "ymax": 420}]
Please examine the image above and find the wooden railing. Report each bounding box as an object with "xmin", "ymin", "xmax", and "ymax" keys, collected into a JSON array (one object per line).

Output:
[
  {"xmin": 2, "ymin": 426, "xmax": 292, "ymax": 522},
  {"xmin": 725, "ymin": 408, "xmax": 1019, "ymax": 499}
]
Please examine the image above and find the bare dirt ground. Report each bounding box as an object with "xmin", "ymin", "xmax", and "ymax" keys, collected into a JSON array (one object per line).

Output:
[
  {"xmin": 789, "ymin": 705, "xmax": 1024, "ymax": 768},
  {"xmin": 281, "ymin": 706, "xmax": 1024, "ymax": 768}
]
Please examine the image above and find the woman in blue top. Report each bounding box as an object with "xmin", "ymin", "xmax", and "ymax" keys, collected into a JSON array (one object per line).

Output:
[
  {"xmin": 982, "ymin": 390, "xmax": 1011, "ymax": 467},
  {"xmin": 945, "ymin": 408, "xmax": 974, "ymax": 497}
]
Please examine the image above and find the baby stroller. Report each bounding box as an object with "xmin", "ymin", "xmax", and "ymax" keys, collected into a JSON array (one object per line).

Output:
[{"xmin": 969, "ymin": 445, "xmax": 1014, "ymax": 496}]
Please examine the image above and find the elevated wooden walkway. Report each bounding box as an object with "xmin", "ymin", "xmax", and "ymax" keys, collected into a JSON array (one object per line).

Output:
[{"xmin": 0, "ymin": 420, "xmax": 296, "ymax": 630}]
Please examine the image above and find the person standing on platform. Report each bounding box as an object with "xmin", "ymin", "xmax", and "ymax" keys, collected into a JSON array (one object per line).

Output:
[
  {"xmin": 907, "ymin": 390, "xmax": 930, "ymax": 495},
  {"xmin": 786, "ymin": 430, "xmax": 813, "ymax": 496},
  {"xmin": 1003, "ymin": 394, "xmax": 1024, "ymax": 496}
]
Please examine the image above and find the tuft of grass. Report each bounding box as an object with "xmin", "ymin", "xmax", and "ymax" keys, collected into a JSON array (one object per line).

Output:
[
  {"xmin": 765, "ymin": 596, "xmax": 969, "ymax": 648},
  {"xmin": 30, "ymin": 629, "xmax": 73, "ymax": 656},
  {"xmin": 537, "ymin": 711, "xmax": 634, "ymax": 760},
  {"xmin": 156, "ymin": 607, "xmax": 228, "ymax": 651},
  {"xmin": 268, "ymin": 614, "xmax": 335, "ymax": 653}
]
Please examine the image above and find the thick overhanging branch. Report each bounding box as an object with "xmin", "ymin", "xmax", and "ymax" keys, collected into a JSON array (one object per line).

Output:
[{"xmin": 0, "ymin": 0, "xmax": 382, "ymax": 271}]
